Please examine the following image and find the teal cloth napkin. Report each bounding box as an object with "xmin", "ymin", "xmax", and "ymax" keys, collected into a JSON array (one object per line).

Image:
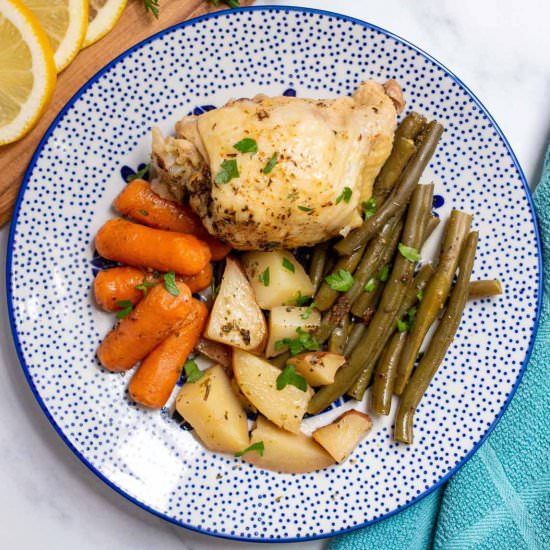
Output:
[{"xmin": 331, "ymin": 148, "xmax": 550, "ymax": 550}]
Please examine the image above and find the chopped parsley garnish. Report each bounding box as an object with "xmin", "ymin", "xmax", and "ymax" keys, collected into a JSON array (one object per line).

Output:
[
  {"xmin": 262, "ymin": 152, "xmax": 278, "ymax": 174},
  {"xmin": 215, "ymin": 159, "xmax": 239, "ymax": 184},
  {"xmin": 362, "ymin": 197, "xmax": 377, "ymax": 219},
  {"xmin": 398, "ymin": 243, "xmax": 422, "ymax": 262},
  {"xmin": 287, "ymin": 191, "xmax": 299, "ymax": 199},
  {"xmin": 184, "ymin": 359, "xmax": 204, "ymax": 383},
  {"xmin": 293, "ymin": 291, "xmax": 311, "ymax": 306},
  {"xmin": 300, "ymin": 302, "xmax": 317, "ymax": 320},
  {"xmin": 396, "ymin": 306, "xmax": 418, "ymax": 333},
  {"xmin": 126, "ymin": 163, "xmax": 150, "ymax": 182},
  {"xmin": 364, "ymin": 278, "xmax": 377, "ymax": 293},
  {"xmin": 138, "ymin": 209, "xmax": 149, "ymax": 216},
  {"xmin": 116, "ymin": 300, "xmax": 133, "ymax": 319},
  {"xmin": 143, "ymin": 0, "xmax": 159, "ymax": 18},
  {"xmin": 298, "ymin": 205, "xmax": 313, "ymax": 213},
  {"xmin": 377, "ymin": 264, "xmax": 390, "ymax": 282},
  {"xmin": 276, "ymin": 365, "xmax": 308, "ymax": 392},
  {"xmin": 163, "ymin": 271, "xmax": 180, "ymax": 296},
  {"xmin": 325, "ymin": 269, "xmax": 354, "ymax": 292},
  {"xmin": 275, "ymin": 327, "xmax": 320, "ymax": 356},
  {"xmin": 135, "ymin": 276, "xmax": 156, "ymax": 296},
  {"xmin": 258, "ymin": 267, "xmax": 270, "ymax": 287},
  {"xmin": 417, "ymin": 290, "xmax": 424, "ymax": 302},
  {"xmin": 233, "ymin": 137, "xmax": 258, "ymax": 154},
  {"xmin": 335, "ymin": 186, "xmax": 353, "ymax": 205},
  {"xmin": 235, "ymin": 441, "xmax": 264, "ymax": 458},
  {"xmin": 282, "ymin": 257, "xmax": 295, "ymax": 273},
  {"xmin": 211, "ymin": 0, "xmax": 240, "ymax": 9},
  {"xmin": 396, "ymin": 319, "xmax": 409, "ymax": 333}
]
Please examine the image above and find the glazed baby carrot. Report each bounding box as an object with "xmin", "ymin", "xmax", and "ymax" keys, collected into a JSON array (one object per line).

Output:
[
  {"xmin": 114, "ymin": 179, "xmax": 231, "ymax": 260},
  {"xmin": 97, "ymin": 281, "xmax": 192, "ymax": 372},
  {"xmin": 95, "ymin": 218, "xmax": 211, "ymax": 276},
  {"xmin": 128, "ymin": 298, "xmax": 209, "ymax": 408},
  {"xmin": 94, "ymin": 265, "xmax": 212, "ymax": 311}
]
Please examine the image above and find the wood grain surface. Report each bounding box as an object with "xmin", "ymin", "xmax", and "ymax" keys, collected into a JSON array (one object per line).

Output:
[{"xmin": 0, "ymin": 0, "xmax": 254, "ymax": 227}]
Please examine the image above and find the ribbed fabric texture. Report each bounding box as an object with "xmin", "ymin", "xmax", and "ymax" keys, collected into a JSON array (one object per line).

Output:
[{"xmin": 331, "ymin": 148, "xmax": 550, "ymax": 550}]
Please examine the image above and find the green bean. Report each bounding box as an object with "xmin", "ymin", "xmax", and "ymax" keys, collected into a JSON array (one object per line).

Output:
[
  {"xmin": 329, "ymin": 315, "xmax": 349, "ymax": 354},
  {"xmin": 314, "ymin": 216, "xmax": 403, "ymax": 344},
  {"xmin": 335, "ymin": 121, "xmax": 443, "ymax": 256},
  {"xmin": 315, "ymin": 243, "xmax": 367, "ymax": 311},
  {"xmin": 348, "ymin": 263, "xmax": 435, "ymax": 400},
  {"xmin": 344, "ymin": 322, "xmax": 366, "ymax": 356},
  {"xmin": 394, "ymin": 210, "xmax": 472, "ymax": 395},
  {"xmin": 270, "ymin": 351, "xmax": 290, "ymax": 368},
  {"xmin": 308, "ymin": 242, "xmax": 329, "ymax": 294},
  {"xmin": 423, "ymin": 215, "xmax": 440, "ymax": 243},
  {"xmin": 395, "ymin": 112, "xmax": 427, "ymax": 142},
  {"xmin": 373, "ymin": 137, "xmax": 417, "ymax": 202},
  {"xmin": 395, "ymin": 231, "xmax": 479, "ymax": 443},
  {"xmin": 468, "ymin": 279, "xmax": 503, "ymax": 299},
  {"xmin": 371, "ymin": 331, "xmax": 407, "ymax": 415},
  {"xmin": 308, "ymin": 184, "xmax": 433, "ymax": 414}
]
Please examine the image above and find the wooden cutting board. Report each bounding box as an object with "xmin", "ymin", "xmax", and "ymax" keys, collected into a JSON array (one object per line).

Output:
[{"xmin": 0, "ymin": 0, "xmax": 254, "ymax": 228}]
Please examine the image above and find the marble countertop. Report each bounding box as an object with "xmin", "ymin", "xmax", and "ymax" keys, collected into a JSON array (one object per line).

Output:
[{"xmin": 1, "ymin": 1, "xmax": 548, "ymax": 548}]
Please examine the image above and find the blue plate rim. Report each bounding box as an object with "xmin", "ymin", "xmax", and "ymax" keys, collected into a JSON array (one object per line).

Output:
[{"xmin": 5, "ymin": 5, "xmax": 544, "ymax": 543}]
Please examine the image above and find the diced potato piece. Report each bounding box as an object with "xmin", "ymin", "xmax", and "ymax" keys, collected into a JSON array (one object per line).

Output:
[
  {"xmin": 265, "ymin": 305, "xmax": 320, "ymax": 358},
  {"xmin": 312, "ymin": 410, "xmax": 373, "ymax": 463},
  {"xmin": 243, "ymin": 416, "xmax": 335, "ymax": 473},
  {"xmin": 287, "ymin": 352, "xmax": 346, "ymax": 386},
  {"xmin": 204, "ymin": 257, "xmax": 266, "ymax": 352},
  {"xmin": 242, "ymin": 250, "xmax": 314, "ymax": 309},
  {"xmin": 233, "ymin": 348, "xmax": 313, "ymax": 433},
  {"xmin": 175, "ymin": 365, "xmax": 249, "ymax": 454}
]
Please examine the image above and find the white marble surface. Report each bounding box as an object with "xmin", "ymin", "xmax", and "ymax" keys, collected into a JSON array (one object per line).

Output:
[{"xmin": 0, "ymin": 1, "xmax": 548, "ymax": 548}]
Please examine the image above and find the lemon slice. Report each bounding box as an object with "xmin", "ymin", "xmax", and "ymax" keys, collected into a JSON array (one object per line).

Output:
[
  {"xmin": 83, "ymin": 0, "xmax": 126, "ymax": 48},
  {"xmin": 0, "ymin": 0, "xmax": 56, "ymax": 145},
  {"xmin": 22, "ymin": 0, "xmax": 88, "ymax": 73}
]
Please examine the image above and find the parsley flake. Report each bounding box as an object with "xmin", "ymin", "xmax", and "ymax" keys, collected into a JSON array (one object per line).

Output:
[
  {"xmin": 335, "ymin": 186, "xmax": 353, "ymax": 205},
  {"xmin": 142, "ymin": 0, "xmax": 159, "ymax": 18},
  {"xmin": 234, "ymin": 137, "xmax": 258, "ymax": 154},
  {"xmin": 417, "ymin": 290, "xmax": 424, "ymax": 302},
  {"xmin": 396, "ymin": 319, "xmax": 409, "ymax": 333},
  {"xmin": 262, "ymin": 152, "xmax": 278, "ymax": 174},
  {"xmin": 325, "ymin": 269, "xmax": 354, "ymax": 292},
  {"xmin": 184, "ymin": 359, "xmax": 204, "ymax": 383},
  {"xmin": 398, "ymin": 243, "xmax": 422, "ymax": 262},
  {"xmin": 138, "ymin": 209, "xmax": 149, "ymax": 216},
  {"xmin": 377, "ymin": 264, "xmax": 390, "ymax": 282},
  {"xmin": 287, "ymin": 191, "xmax": 299, "ymax": 199},
  {"xmin": 258, "ymin": 267, "xmax": 270, "ymax": 287},
  {"xmin": 135, "ymin": 276, "xmax": 156, "ymax": 296},
  {"xmin": 163, "ymin": 271, "xmax": 180, "ymax": 296},
  {"xmin": 126, "ymin": 163, "xmax": 150, "ymax": 183},
  {"xmin": 298, "ymin": 205, "xmax": 313, "ymax": 213},
  {"xmin": 215, "ymin": 159, "xmax": 239, "ymax": 184},
  {"xmin": 116, "ymin": 300, "xmax": 133, "ymax": 319},
  {"xmin": 362, "ymin": 197, "xmax": 377, "ymax": 219},
  {"xmin": 300, "ymin": 302, "xmax": 317, "ymax": 320},
  {"xmin": 276, "ymin": 365, "xmax": 308, "ymax": 392},
  {"xmin": 293, "ymin": 291, "xmax": 311, "ymax": 306},
  {"xmin": 210, "ymin": 0, "xmax": 240, "ymax": 9},
  {"xmin": 282, "ymin": 257, "xmax": 295, "ymax": 273},
  {"xmin": 275, "ymin": 327, "xmax": 320, "ymax": 356},
  {"xmin": 235, "ymin": 441, "xmax": 264, "ymax": 458},
  {"xmin": 364, "ymin": 278, "xmax": 377, "ymax": 293}
]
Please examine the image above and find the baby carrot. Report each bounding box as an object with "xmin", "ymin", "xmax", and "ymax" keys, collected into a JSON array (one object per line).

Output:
[
  {"xmin": 114, "ymin": 179, "xmax": 231, "ymax": 260},
  {"xmin": 94, "ymin": 265, "xmax": 213, "ymax": 312},
  {"xmin": 95, "ymin": 218, "xmax": 211, "ymax": 276},
  {"xmin": 128, "ymin": 299, "xmax": 209, "ymax": 408},
  {"xmin": 97, "ymin": 281, "xmax": 192, "ymax": 372}
]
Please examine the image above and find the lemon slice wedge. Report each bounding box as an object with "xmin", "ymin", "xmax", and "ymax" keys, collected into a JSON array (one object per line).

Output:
[
  {"xmin": 83, "ymin": 0, "xmax": 126, "ymax": 48},
  {"xmin": 0, "ymin": 0, "xmax": 56, "ymax": 145},
  {"xmin": 22, "ymin": 0, "xmax": 88, "ymax": 73}
]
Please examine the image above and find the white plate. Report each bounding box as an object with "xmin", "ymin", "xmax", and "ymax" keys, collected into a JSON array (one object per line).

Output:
[{"xmin": 7, "ymin": 6, "xmax": 542, "ymax": 542}]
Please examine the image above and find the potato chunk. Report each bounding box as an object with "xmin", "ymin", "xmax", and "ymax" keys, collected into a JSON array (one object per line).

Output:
[
  {"xmin": 242, "ymin": 250, "xmax": 314, "ymax": 309},
  {"xmin": 204, "ymin": 257, "xmax": 266, "ymax": 352},
  {"xmin": 233, "ymin": 348, "xmax": 313, "ymax": 433},
  {"xmin": 242, "ymin": 416, "xmax": 335, "ymax": 473},
  {"xmin": 265, "ymin": 305, "xmax": 320, "ymax": 358},
  {"xmin": 175, "ymin": 365, "xmax": 249, "ymax": 454},
  {"xmin": 287, "ymin": 352, "xmax": 346, "ymax": 386},
  {"xmin": 312, "ymin": 410, "xmax": 373, "ymax": 463}
]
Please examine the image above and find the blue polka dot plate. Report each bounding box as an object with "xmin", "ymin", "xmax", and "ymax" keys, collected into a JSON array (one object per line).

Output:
[{"xmin": 6, "ymin": 6, "xmax": 542, "ymax": 542}]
